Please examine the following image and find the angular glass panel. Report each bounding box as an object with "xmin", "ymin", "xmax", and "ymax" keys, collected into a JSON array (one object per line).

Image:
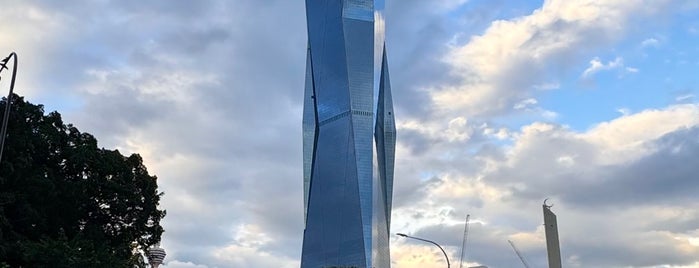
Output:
[
  {"xmin": 302, "ymin": 1, "xmax": 393, "ymax": 267},
  {"xmin": 343, "ymin": 0, "xmax": 374, "ymax": 21},
  {"xmin": 303, "ymin": 46, "xmax": 317, "ymax": 224}
]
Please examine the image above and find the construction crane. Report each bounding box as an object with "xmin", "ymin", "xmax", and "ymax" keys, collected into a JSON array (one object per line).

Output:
[
  {"xmin": 508, "ymin": 240, "xmax": 531, "ymax": 268},
  {"xmin": 458, "ymin": 214, "xmax": 470, "ymax": 268}
]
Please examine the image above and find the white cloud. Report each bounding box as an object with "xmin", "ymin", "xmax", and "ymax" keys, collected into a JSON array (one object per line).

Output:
[
  {"xmin": 0, "ymin": 4, "xmax": 74, "ymax": 97},
  {"xmin": 207, "ymin": 224, "xmax": 298, "ymax": 268},
  {"xmin": 641, "ymin": 37, "xmax": 660, "ymax": 47},
  {"xmin": 617, "ymin": 107, "xmax": 631, "ymax": 115},
  {"xmin": 396, "ymin": 117, "xmax": 486, "ymax": 149},
  {"xmin": 582, "ymin": 104, "xmax": 699, "ymax": 163},
  {"xmin": 483, "ymin": 126, "xmax": 512, "ymax": 140},
  {"xmin": 512, "ymin": 98, "xmax": 558, "ymax": 119},
  {"xmin": 161, "ymin": 261, "xmax": 209, "ymax": 268},
  {"xmin": 532, "ymin": 82, "xmax": 561, "ymax": 91},
  {"xmin": 581, "ymin": 57, "xmax": 624, "ymax": 78},
  {"xmin": 514, "ymin": 98, "xmax": 538, "ymax": 110},
  {"xmin": 445, "ymin": 117, "xmax": 474, "ymax": 142},
  {"xmin": 391, "ymin": 243, "xmax": 459, "ymax": 268},
  {"xmin": 677, "ymin": 94, "xmax": 695, "ymax": 102},
  {"xmin": 431, "ymin": 0, "xmax": 685, "ymax": 116}
]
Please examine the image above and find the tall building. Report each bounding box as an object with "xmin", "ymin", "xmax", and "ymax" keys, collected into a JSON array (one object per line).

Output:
[
  {"xmin": 543, "ymin": 203, "xmax": 562, "ymax": 268},
  {"xmin": 146, "ymin": 243, "xmax": 166, "ymax": 268},
  {"xmin": 301, "ymin": 1, "xmax": 395, "ymax": 267}
]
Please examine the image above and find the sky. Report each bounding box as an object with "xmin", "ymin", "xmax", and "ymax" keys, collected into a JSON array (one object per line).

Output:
[{"xmin": 1, "ymin": 0, "xmax": 699, "ymax": 267}]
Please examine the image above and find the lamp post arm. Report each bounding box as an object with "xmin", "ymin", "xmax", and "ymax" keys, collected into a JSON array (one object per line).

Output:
[
  {"xmin": 0, "ymin": 52, "xmax": 18, "ymax": 164},
  {"xmin": 413, "ymin": 236, "xmax": 450, "ymax": 268},
  {"xmin": 400, "ymin": 234, "xmax": 450, "ymax": 268}
]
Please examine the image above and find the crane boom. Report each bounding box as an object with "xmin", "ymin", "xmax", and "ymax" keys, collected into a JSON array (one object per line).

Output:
[
  {"xmin": 508, "ymin": 240, "xmax": 531, "ymax": 268},
  {"xmin": 458, "ymin": 214, "xmax": 470, "ymax": 268}
]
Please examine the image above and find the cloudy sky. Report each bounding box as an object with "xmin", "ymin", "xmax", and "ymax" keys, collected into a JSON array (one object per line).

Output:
[{"xmin": 2, "ymin": 0, "xmax": 699, "ymax": 267}]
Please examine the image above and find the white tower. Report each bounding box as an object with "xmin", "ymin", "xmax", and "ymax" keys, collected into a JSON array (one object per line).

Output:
[{"xmin": 146, "ymin": 243, "xmax": 166, "ymax": 268}]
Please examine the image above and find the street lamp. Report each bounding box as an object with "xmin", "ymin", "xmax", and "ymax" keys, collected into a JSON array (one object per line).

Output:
[
  {"xmin": 397, "ymin": 233, "xmax": 450, "ymax": 268},
  {"xmin": 0, "ymin": 52, "xmax": 18, "ymax": 164}
]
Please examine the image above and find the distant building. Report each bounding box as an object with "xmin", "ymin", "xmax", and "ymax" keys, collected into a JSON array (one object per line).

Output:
[
  {"xmin": 301, "ymin": 1, "xmax": 395, "ymax": 268},
  {"xmin": 146, "ymin": 243, "xmax": 166, "ymax": 268}
]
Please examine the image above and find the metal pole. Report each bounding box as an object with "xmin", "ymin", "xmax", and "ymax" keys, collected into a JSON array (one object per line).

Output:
[
  {"xmin": 0, "ymin": 52, "xmax": 17, "ymax": 165},
  {"xmin": 397, "ymin": 233, "xmax": 450, "ymax": 268},
  {"xmin": 458, "ymin": 214, "xmax": 470, "ymax": 268}
]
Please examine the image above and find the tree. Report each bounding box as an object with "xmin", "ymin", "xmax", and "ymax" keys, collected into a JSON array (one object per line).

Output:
[{"xmin": 0, "ymin": 94, "xmax": 165, "ymax": 267}]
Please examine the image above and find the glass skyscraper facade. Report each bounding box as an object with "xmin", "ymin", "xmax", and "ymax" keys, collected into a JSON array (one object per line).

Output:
[{"xmin": 301, "ymin": 1, "xmax": 395, "ymax": 267}]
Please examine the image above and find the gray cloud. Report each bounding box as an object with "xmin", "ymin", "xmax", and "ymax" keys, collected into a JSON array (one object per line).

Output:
[
  {"xmin": 1, "ymin": 0, "xmax": 306, "ymax": 266},
  {"xmin": 400, "ymin": 117, "xmax": 699, "ymax": 267},
  {"xmin": 487, "ymin": 125, "xmax": 699, "ymax": 209}
]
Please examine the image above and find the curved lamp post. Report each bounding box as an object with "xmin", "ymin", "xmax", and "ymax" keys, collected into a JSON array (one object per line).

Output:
[
  {"xmin": 0, "ymin": 52, "xmax": 18, "ymax": 164},
  {"xmin": 397, "ymin": 233, "xmax": 450, "ymax": 268}
]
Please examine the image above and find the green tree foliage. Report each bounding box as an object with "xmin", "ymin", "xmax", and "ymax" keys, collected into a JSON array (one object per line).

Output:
[{"xmin": 0, "ymin": 95, "xmax": 165, "ymax": 267}]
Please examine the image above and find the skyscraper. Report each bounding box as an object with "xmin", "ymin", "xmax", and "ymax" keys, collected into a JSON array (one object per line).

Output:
[{"xmin": 301, "ymin": 1, "xmax": 395, "ymax": 267}]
